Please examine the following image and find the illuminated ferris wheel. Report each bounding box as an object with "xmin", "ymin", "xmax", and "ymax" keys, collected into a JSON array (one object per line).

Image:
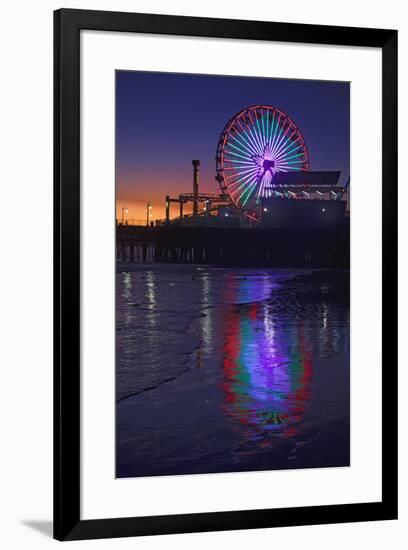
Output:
[{"xmin": 216, "ymin": 105, "xmax": 309, "ymax": 214}]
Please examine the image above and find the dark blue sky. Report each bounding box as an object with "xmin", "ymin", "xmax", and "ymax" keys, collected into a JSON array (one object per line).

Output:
[{"xmin": 116, "ymin": 70, "xmax": 349, "ymax": 220}]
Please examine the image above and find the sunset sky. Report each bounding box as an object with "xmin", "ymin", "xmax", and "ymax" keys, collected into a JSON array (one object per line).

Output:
[{"xmin": 116, "ymin": 71, "xmax": 350, "ymax": 223}]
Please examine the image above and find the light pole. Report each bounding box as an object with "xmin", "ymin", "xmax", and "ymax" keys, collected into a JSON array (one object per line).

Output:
[
  {"xmin": 146, "ymin": 201, "xmax": 152, "ymax": 226},
  {"xmin": 121, "ymin": 205, "xmax": 128, "ymax": 225}
]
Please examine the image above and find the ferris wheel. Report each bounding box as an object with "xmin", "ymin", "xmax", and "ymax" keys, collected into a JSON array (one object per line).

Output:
[{"xmin": 216, "ymin": 105, "xmax": 309, "ymax": 215}]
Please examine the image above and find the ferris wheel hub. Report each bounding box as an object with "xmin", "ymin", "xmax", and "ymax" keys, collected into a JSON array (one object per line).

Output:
[{"xmin": 263, "ymin": 159, "xmax": 275, "ymax": 170}]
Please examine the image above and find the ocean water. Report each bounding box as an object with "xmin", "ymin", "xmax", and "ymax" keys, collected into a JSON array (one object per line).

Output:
[{"xmin": 116, "ymin": 265, "xmax": 350, "ymax": 477}]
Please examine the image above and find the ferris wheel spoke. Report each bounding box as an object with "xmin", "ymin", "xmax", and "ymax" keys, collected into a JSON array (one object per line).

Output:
[
  {"xmin": 255, "ymin": 110, "xmax": 267, "ymax": 150},
  {"xmin": 271, "ymin": 123, "xmax": 294, "ymax": 158},
  {"xmin": 276, "ymin": 161, "xmax": 303, "ymax": 169},
  {"xmin": 231, "ymin": 178, "xmax": 259, "ymax": 201},
  {"xmin": 243, "ymin": 109, "xmax": 265, "ymax": 154},
  {"xmin": 256, "ymin": 173, "xmax": 266, "ymax": 201},
  {"xmin": 224, "ymin": 149, "xmax": 254, "ymax": 164},
  {"xmin": 229, "ymin": 171, "xmax": 259, "ymax": 199},
  {"xmin": 275, "ymin": 145, "xmax": 305, "ymax": 165},
  {"xmin": 229, "ymin": 164, "xmax": 259, "ymax": 180},
  {"xmin": 241, "ymin": 118, "xmax": 264, "ymax": 157},
  {"xmin": 276, "ymin": 155, "xmax": 304, "ymax": 165},
  {"xmin": 274, "ymin": 134, "xmax": 302, "ymax": 161},
  {"xmin": 236, "ymin": 116, "xmax": 262, "ymax": 155},
  {"xmin": 262, "ymin": 110, "xmax": 272, "ymax": 151},
  {"xmin": 240, "ymin": 176, "xmax": 260, "ymax": 207},
  {"xmin": 225, "ymin": 139, "xmax": 255, "ymax": 161},
  {"xmin": 267, "ymin": 112, "xmax": 276, "ymax": 148},
  {"xmin": 273, "ymin": 133, "xmax": 300, "ymax": 161},
  {"xmin": 228, "ymin": 129, "xmax": 260, "ymax": 158},
  {"xmin": 224, "ymin": 157, "xmax": 256, "ymax": 168},
  {"xmin": 228, "ymin": 170, "xmax": 260, "ymax": 189},
  {"xmin": 265, "ymin": 112, "xmax": 274, "ymax": 147},
  {"xmin": 236, "ymin": 174, "xmax": 257, "ymax": 203},
  {"xmin": 236, "ymin": 116, "xmax": 246, "ymax": 135},
  {"xmin": 269, "ymin": 112, "xmax": 282, "ymax": 149},
  {"xmin": 260, "ymin": 109, "xmax": 265, "ymax": 141},
  {"xmin": 268, "ymin": 118, "xmax": 285, "ymax": 160},
  {"xmin": 225, "ymin": 165, "xmax": 259, "ymax": 180},
  {"xmin": 233, "ymin": 119, "xmax": 263, "ymax": 158},
  {"xmin": 260, "ymin": 109, "xmax": 267, "ymax": 149},
  {"xmin": 270, "ymin": 121, "xmax": 293, "ymax": 158},
  {"xmin": 240, "ymin": 130, "xmax": 263, "ymax": 158},
  {"xmin": 274, "ymin": 127, "xmax": 299, "ymax": 154},
  {"xmin": 277, "ymin": 151, "xmax": 305, "ymax": 163},
  {"xmin": 228, "ymin": 131, "xmax": 259, "ymax": 158},
  {"xmin": 247, "ymin": 125, "xmax": 264, "ymax": 157},
  {"xmin": 222, "ymin": 165, "xmax": 257, "ymax": 173},
  {"xmin": 222, "ymin": 166, "xmax": 253, "ymax": 173},
  {"xmin": 255, "ymin": 109, "xmax": 266, "ymax": 149},
  {"xmin": 224, "ymin": 143, "xmax": 253, "ymax": 159},
  {"xmin": 230, "ymin": 164, "xmax": 259, "ymax": 177}
]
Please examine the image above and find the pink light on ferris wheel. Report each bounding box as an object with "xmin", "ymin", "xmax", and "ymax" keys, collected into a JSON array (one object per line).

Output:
[{"xmin": 216, "ymin": 105, "xmax": 309, "ymax": 213}]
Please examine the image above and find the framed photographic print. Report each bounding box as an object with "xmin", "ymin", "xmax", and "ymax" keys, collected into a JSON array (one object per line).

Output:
[{"xmin": 54, "ymin": 8, "xmax": 398, "ymax": 541}]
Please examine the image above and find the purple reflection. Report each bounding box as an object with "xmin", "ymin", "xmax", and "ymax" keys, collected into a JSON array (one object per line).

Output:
[{"xmin": 221, "ymin": 297, "xmax": 312, "ymax": 438}]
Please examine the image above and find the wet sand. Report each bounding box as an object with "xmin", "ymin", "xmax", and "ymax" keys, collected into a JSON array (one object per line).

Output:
[{"xmin": 116, "ymin": 265, "xmax": 350, "ymax": 477}]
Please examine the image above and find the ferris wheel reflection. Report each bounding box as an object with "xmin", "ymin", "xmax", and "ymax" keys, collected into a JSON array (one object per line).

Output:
[{"xmin": 221, "ymin": 299, "xmax": 313, "ymax": 439}]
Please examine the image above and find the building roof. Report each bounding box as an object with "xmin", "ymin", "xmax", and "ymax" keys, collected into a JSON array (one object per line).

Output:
[{"xmin": 272, "ymin": 171, "xmax": 341, "ymax": 187}]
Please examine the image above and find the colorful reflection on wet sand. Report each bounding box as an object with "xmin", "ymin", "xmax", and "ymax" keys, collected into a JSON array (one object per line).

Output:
[
  {"xmin": 222, "ymin": 301, "xmax": 312, "ymax": 439},
  {"xmin": 116, "ymin": 266, "xmax": 349, "ymax": 477}
]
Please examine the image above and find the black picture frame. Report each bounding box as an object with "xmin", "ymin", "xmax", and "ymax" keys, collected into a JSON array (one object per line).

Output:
[{"xmin": 54, "ymin": 8, "xmax": 398, "ymax": 541}]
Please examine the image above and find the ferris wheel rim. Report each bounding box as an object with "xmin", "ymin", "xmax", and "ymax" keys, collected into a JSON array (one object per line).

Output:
[{"xmin": 216, "ymin": 105, "xmax": 309, "ymax": 214}]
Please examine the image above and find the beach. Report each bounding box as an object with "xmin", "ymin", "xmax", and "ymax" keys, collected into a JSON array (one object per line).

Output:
[{"xmin": 116, "ymin": 264, "xmax": 350, "ymax": 477}]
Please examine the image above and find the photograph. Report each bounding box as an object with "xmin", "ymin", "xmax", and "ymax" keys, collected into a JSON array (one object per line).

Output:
[
  {"xmin": 0, "ymin": 0, "xmax": 400, "ymax": 545},
  {"xmin": 115, "ymin": 70, "xmax": 351, "ymax": 478}
]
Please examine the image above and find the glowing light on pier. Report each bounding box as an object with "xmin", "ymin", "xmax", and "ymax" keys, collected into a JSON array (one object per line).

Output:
[{"xmin": 216, "ymin": 105, "xmax": 309, "ymax": 212}]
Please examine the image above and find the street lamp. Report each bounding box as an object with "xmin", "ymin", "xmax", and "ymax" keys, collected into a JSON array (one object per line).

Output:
[
  {"xmin": 121, "ymin": 205, "xmax": 128, "ymax": 225},
  {"xmin": 146, "ymin": 201, "xmax": 152, "ymax": 226}
]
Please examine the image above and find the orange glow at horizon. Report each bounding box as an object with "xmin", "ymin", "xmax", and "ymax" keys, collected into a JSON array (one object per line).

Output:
[
  {"xmin": 116, "ymin": 164, "xmax": 217, "ymax": 223},
  {"xmin": 115, "ymin": 198, "xmax": 196, "ymax": 224}
]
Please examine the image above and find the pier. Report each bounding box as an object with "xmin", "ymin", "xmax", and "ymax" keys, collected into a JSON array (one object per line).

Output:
[{"xmin": 116, "ymin": 224, "xmax": 349, "ymax": 268}]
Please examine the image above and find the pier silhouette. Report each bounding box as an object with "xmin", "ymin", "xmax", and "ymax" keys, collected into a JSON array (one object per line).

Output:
[{"xmin": 116, "ymin": 224, "xmax": 349, "ymax": 268}]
